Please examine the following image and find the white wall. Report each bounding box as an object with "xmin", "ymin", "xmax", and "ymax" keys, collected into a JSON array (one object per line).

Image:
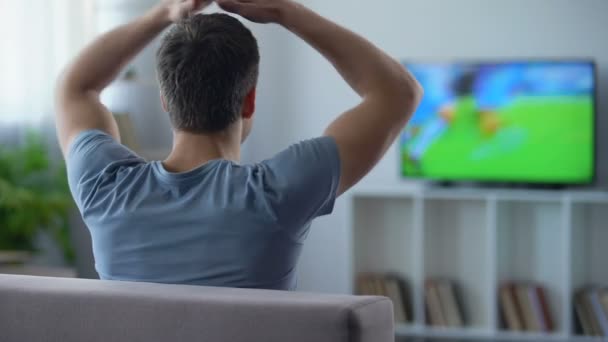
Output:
[{"xmin": 270, "ymin": 0, "xmax": 608, "ymax": 293}]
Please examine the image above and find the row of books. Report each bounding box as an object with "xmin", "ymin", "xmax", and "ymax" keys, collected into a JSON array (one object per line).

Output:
[
  {"xmin": 499, "ymin": 283, "xmax": 554, "ymax": 332},
  {"xmin": 357, "ymin": 275, "xmax": 465, "ymax": 327},
  {"xmin": 357, "ymin": 275, "xmax": 607, "ymax": 337},
  {"xmin": 425, "ymin": 279, "xmax": 465, "ymax": 327},
  {"xmin": 574, "ymin": 288, "xmax": 608, "ymax": 336},
  {"xmin": 356, "ymin": 273, "xmax": 411, "ymax": 323}
]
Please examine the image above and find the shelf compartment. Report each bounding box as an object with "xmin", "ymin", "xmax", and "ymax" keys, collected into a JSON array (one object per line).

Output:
[
  {"xmin": 571, "ymin": 202, "xmax": 608, "ymax": 289},
  {"xmin": 353, "ymin": 197, "xmax": 416, "ymax": 276},
  {"xmin": 423, "ymin": 198, "xmax": 491, "ymax": 330},
  {"xmin": 352, "ymin": 197, "xmax": 420, "ymax": 323},
  {"xmin": 570, "ymin": 202, "xmax": 608, "ymax": 337},
  {"xmin": 496, "ymin": 200, "xmax": 567, "ymax": 334}
]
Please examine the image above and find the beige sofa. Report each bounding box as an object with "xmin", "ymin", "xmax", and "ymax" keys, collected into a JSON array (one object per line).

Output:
[{"xmin": 0, "ymin": 274, "xmax": 394, "ymax": 342}]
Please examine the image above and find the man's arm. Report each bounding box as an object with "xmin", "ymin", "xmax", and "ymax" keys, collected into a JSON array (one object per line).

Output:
[
  {"xmin": 55, "ymin": 0, "xmax": 211, "ymax": 156},
  {"xmin": 219, "ymin": 0, "xmax": 423, "ymax": 196}
]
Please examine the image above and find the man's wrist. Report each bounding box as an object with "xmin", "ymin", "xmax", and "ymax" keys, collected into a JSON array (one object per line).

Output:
[
  {"xmin": 145, "ymin": 4, "xmax": 173, "ymax": 27},
  {"xmin": 275, "ymin": 1, "xmax": 300, "ymax": 27},
  {"xmin": 277, "ymin": 1, "xmax": 313, "ymax": 32}
]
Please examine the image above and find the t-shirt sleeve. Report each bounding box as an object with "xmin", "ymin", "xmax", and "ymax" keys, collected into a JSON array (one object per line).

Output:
[
  {"xmin": 259, "ymin": 136, "xmax": 341, "ymax": 235},
  {"xmin": 66, "ymin": 130, "xmax": 144, "ymax": 211}
]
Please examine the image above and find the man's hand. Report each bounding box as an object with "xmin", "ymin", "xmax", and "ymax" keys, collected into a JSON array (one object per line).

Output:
[
  {"xmin": 163, "ymin": 0, "xmax": 213, "ymax": 22},
  {"xmin": 217, "ymin": 0, "xmax": 293, "ymax": 24},
  {"xmin": 56, "ymin": 0, "xmax": 214, "ymax": 156}
]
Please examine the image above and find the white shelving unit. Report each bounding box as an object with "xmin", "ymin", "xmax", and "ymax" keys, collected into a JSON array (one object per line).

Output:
[{"xmin": 349, "ymin": 186, "xmax": 608, "ymax": 341}]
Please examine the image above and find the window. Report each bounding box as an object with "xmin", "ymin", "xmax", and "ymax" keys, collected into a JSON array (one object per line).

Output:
[{"xmin": 0, "ymin": 0, "xmax": 94, "ymax": 124}]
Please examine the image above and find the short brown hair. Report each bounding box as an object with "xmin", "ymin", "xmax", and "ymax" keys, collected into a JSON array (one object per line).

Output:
[{"xmin": 156, "ymin": 13, "xmax": 260, "ymax": 133}]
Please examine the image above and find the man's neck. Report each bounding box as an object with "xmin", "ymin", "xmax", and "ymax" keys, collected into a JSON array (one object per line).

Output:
[{"xmin": 162, "ymin": 129, "xmax": 241, "ymax": 173}]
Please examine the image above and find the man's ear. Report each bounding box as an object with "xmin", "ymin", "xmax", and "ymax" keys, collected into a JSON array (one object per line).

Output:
[
  {"xmin": 160, "ymin": 93, "xmax": 168, "ymax": 113},
  {"xmin": 242, "ymin": 87, "xmax": 256, "ymax": 119}
]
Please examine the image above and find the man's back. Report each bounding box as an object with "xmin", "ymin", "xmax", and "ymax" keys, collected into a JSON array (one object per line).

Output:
[
  {"xmin": 68, "ymin": 130, "xmax": 340, "ymax": 290},
  {"xmin": 55, "ymin": 1, "xmax": 421, "ymax": 291}
]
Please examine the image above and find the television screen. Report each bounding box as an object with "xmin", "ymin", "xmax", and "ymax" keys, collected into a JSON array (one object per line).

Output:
[{"xmin": 401, "ymin": 60, "xmax": 596, "ymax": 184}]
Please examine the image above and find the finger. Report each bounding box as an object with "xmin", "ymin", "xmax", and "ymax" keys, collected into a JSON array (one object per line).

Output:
[
  {"xmin": 180, "ymin": 0, "xmax": 195, "ymax": 10},
  {"xmin": 195, "ymin": 0, "xmax": 215, "ymax": 10},
  {"xmin": 178, "ymin": 0, "xmax": 196, "ymax": 17},
  {"xmin": 216, "ymin": 0, "xmax": 256, "ymax": 16},
  {"xmin": 216, "ymin": 0, "xmax": 241, "ymax": 13},
  {"xmin": 179, "ymin": 0, "xmax": 211, "ymax": 18}
]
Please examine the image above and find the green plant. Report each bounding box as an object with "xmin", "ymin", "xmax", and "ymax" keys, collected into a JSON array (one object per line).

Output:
[{"xmin": 0, "ymin": 132, "xmax": 75, "ymax": 263}]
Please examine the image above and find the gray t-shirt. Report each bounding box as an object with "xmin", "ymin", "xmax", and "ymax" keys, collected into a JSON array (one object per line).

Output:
[{"xmin": 67, "ymin": 130, "xmax": 340, "ymax": 290}]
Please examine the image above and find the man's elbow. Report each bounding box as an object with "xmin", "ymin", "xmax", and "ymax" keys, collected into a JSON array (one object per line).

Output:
[
  {"xmin": 385, "ymin": 73, "xmax": 423, "ymax": 116},
  {"xmin": 55, "ymin": 69, "xmax": 73, "ymax": 105},
  {"xmin": 399, "ymin": 72, "xmax": 424, "ymax": 105},
  {"xmin": 55, "ymin": 66, "xmax": 93, "ymax": 99},
  {"xmin": 55, "ymin": 66, "xmax": 78, "ymax": 94},
  {"xmin": 53, "ymin": 72, "xmax": 87, "ymax": 127},
  {"xmin": 54, "ymin": 77, "xmax": 69, "ymax": 117}
]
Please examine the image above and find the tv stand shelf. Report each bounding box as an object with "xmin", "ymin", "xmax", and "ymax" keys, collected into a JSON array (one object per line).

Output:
[
  {"xmin": 352, "ymin": 185, "xmax": 608, "ymax": 202},
  {"xmin": 348, "ymin": 186, "xmax": 608, "ymax": 341}
]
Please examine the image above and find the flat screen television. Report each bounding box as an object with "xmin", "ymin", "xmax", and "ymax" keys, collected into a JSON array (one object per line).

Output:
[{"xmin": 400, "ymin": 59, "xmax": 596, "ymax": 185}]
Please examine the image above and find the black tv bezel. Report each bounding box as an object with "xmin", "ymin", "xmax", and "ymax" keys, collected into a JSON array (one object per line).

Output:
[{"xmin": 400, "ymin": 58, "xmax": 598, "ymax": 188}]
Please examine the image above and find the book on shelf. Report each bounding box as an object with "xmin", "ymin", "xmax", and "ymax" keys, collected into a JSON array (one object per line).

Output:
[
  {"xmin": 356, "ymin": 273, "xmax": 383, "ymax": 296},
  {"xmin": 586, "ymin": 293, "xmax": 602, "ymax": 336},
  {"xmin": 424, "ymin": 279, "xmax": 465, "ymax": 328},
  {"xmin": 600, "ymin": 289, "xmax": 608, "ymax": 330},
  {"xmin": 499, "ymin": 282, "xmax": 554, "ymax": 333},
  {"xmin": 527, "ymin": 285, "xmax": 554, "ymax": 331},
  {"xmin": 437, "ymin": 280, "xmax": 463, "ymax": 327},
  {"xmin": 575, "ymin": 290, "xmax": 595, "ymax": 336},
  {"xmin": 575, "ymin": 288, "xmax": 608, "ymax": 337},
  {"xmin": 425, "ymin": 280, "xmax": 447, "ymax": 327},
  {"xmin": 499, "ymin": 284, "xmax": 523, "ymax": 331},
  {"xmin": 373, "ymin": 276, "xmax": 387, "ymax": 297},
  {"xmin": 355, "ymin": 273, "xmax": 411, "ymax": 323},
  {"xmin": 589, "ymin": 289, "xmax": 608, "ymax": 336},
  {"xmin": 356, "ymin": 273, "xmax": 375, "ymax": 296},
  {"xmin": 384, "ymin": 275, "xmax": 410, "ymax": 323},
  {"xmin": 515, "ymin": 284, "xmax": 539, "ymax": 331},
  {"xmin": 535, "ymin": 285, "xmax": 554, "ymax": 332}
]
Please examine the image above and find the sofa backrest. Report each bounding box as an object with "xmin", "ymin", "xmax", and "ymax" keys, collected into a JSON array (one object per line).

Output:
[{"xmin": 0, "ymin": 274, "xmax": 394, "ymax": 342}]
